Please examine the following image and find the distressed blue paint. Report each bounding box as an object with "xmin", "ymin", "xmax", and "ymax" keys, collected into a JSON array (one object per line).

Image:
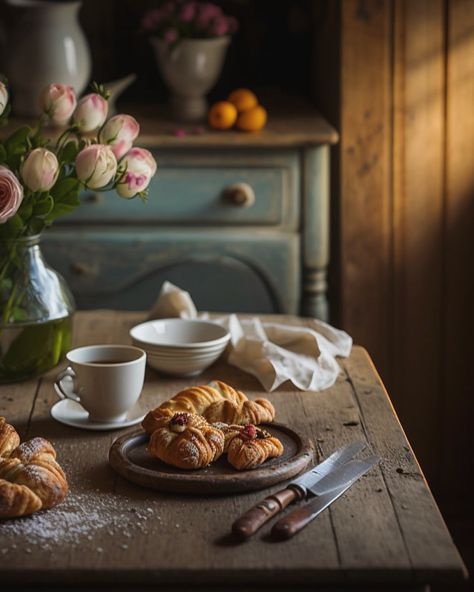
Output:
[
  {"xmin": 43, "ymin": 144, "xmax": 330, "ymax": 319},
  {"xmin": 42, "ymin": 229, "xmax": 300, "ymax": 314}
]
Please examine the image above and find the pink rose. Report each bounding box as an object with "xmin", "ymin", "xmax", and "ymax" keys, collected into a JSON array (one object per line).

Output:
[
  {"xmin": 179, "ymin": 2, "xmax": 197, "ymax": 22},
  {"xmin": 73, "ymin": 93, "xmax": 109, "ymax": 132},
  {"xmin": 163, "ymin": 28, "xmax": 178, "ymax": 44},
  {"xmin": 41, "ymin": 83, "xmax": 77, "ymax": 126},
  {"xmin": 0, "ymin": 81, "xmax": 8, "ymax": 117},
  {"xmin": 21, "ymin": 148, "xmax": 59, "ymax": 192},
  {"xmin": 196, "ymin": 3, "xmax": 222, "ymax": 27},
  {"xmin": 98, "ymin": 114, "xmax": 140, "ymax": 161},
  {"xmin": 75, "ymin": 144, "xmax": 117, "ymax": 189},
  {"xmin": 116, "ymin": 147, "xmax": 157, "ymax": 199},
  {"xmin": 0, "ymin": 166, "xmax": 23, "ymax": 224},
  {"xmin": 210, "ymin": 16, "xmax": 229, "ymax": 36}
]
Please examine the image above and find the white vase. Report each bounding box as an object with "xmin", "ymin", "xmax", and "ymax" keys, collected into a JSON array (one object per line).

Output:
[
  {"xmin": 151, "ymin": 36, "xmax": 230, "ymax": 122},
  {"xmin": 4, "ymin": 0, "xmax": 91, "ymax": 117}
]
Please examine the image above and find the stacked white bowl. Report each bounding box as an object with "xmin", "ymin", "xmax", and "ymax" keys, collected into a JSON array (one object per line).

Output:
[{"xmin": 129, "ymin": 318, "xmax": 231, "ymax": 377}]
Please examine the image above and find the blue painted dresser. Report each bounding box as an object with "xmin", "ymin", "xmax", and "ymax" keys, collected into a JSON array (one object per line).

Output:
[{"xmin": 42, "ymin": 107, "xmax": 338, "ymax": 319}]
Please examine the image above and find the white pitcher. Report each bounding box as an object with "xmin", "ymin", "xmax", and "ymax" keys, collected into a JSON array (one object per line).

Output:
[{"xmin": 3, "ymin": 0, "xmax": 91, "ymax": 116}]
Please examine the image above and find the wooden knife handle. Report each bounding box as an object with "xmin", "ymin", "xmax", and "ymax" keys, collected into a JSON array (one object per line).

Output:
[
  {"xmin": 232, "ymin": 487, "xmax": 304, "ymax": 539},
  {"xmin": 271, "ymin": 501, "xmax": 320, "ymax": 540}
]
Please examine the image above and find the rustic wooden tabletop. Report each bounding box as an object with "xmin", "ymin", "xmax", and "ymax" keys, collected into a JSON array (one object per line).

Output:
[{"xmin": 0, "ymin": 311, "xmax": 467, "ymax": 591}]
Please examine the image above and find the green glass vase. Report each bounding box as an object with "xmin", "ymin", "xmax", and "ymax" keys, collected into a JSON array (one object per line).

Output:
[{"xmin": 0, "ymin": 235, "xmax": 74, "ymax": 383}]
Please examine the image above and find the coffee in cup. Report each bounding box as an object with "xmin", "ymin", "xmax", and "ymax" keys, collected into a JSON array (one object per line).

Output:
[{"xmin": 55, "ymin": 344, "xmax": 146, "ymax": 423}]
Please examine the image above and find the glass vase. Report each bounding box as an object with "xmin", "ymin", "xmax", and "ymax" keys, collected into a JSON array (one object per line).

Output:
[{"xmin": 0, "ymin": 235, "xmax": 75, "ymax": 383}]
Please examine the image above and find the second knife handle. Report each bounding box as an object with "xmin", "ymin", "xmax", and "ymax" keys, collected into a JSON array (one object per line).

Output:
[{"xmin": 232, "ymin": 486, "xmax": 304, "ymax": 539}]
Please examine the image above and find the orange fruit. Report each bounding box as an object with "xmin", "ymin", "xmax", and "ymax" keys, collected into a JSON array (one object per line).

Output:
[
  {"xmin": 236, "ymin": 105, "xmax": 267, "ymax": 132},
  {"xmin": 228, "ymin": 89, "xmax": 258, "ymax": 113},
  {"xmin": 208, "ymin": 101, "xmax": 238, "ymax": 130}
]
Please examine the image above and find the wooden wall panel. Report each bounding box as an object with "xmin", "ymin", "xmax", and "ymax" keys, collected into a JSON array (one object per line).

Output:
[
  {"xmin": 339, "ymin": 0, "xmax": 392, "ymax": 376},
  {"xmin": 334, "ymin": 0, "xmax": 474, "ymax": 497},
  {"xmin": 391, "ymin": 0, "xmax": 446, "ymax": 481},
  {"xmin": 442, "ymin": 0, "xmax": 474, "ymax": 514}
]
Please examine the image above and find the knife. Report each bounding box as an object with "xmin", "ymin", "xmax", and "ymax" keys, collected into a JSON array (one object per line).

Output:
[
  {"xmin": 271, "ymin": 455, "xmax": 379, "ymax": 539},
  {"xmin": 232, "ymin": 441, "xmax": 367, "ymax": 539}
]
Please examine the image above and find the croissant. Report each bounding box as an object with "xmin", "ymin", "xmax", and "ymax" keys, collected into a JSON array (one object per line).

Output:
[
  {"xmin": 147, "ymin": 412, "xmax": 225, "ymax": 470},
  {"xmin": 142, "ymin": 381, "xmax": 275, "ymax": 434},
  {"xmin": 0, "ymin": 416, "xmax": 20, "ymax": 457},
  {"xmin": 0, "ymin": 429, "xmax": 68, "ymax": 518},
  {"xmin": 225, "ymin": 424, "xmax": 284, "ymax": 470}
]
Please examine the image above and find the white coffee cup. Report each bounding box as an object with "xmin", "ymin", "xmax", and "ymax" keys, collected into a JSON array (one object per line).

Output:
[{"xmin": 55, "ymin": 345, "xmax": 146, "ymax": 423}]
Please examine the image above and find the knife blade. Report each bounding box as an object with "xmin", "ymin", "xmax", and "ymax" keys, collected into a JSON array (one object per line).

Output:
[
  {"xmin": 231, "ymin": 441, "xmax": 367, "ymax": 540},
  {"xmin": 271, "ymin": 455, "xmax": 379, "ymax": 539}
]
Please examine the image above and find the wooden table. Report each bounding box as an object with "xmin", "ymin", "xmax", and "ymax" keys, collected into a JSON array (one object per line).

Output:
[{"xmin": 0, "ymin": 311, "xmax": 467, "ymax": 591}]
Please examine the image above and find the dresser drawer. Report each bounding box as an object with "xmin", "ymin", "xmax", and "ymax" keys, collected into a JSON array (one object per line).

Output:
[
  {"xmin": 58, "ymin": 150, "xmax": 299, "ymax": 228},
  {"xmin": 42, "ymin": 229, "xmax": 300, "ymax": 314}
]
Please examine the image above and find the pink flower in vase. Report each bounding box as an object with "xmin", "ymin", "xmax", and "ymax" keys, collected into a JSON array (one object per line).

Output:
[
  {"xmin": 210, "ymin": 16, "xmax": 229, "ymax": 37},
  {"xmin": 116, "ymin": 148, "xmax": 157, "ymax": 199},
  {"xmin": 0, "ymin": 81, "xmax": 8, "ymax": 116},
  {"xmin": 76, "ymin": 145, "xmax": 117, "ymax": 189},
  {"xmin": 0, "ymin": 166, "xmax": 23, "ymax": 224},
  {"xmin": 73, "ymin": 93, "xmax": 109, "ymax": 133},
  {"xmin": 41, "ymin": 83, "xmax": 77, "ymax": 126},
  {"xmin": 179, "ymin": 2, "xmax": 197, "ymax": 23},
  {"xmin": 196, "ymin": 3, "xmax": 222, "ymax": 29},
  {"xmin": 21, "ymin": 148, "xmax": 59, "ymax": 192},
  {"xmin": 163, "ymin": 28, "xmax": 178, "ymax": 44},
  {"xmin": 98, "ymin": 114, "xmax": 140, "ymax": 161},
  {"xmin": 142, "ymin": 9, "xmax": 165, "ymax": 31}
]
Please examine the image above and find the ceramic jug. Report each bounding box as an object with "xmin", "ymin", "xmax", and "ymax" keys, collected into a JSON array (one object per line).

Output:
[{"xmin": 3, "ymin": 0, "xmax": 91, "ymax": 116}]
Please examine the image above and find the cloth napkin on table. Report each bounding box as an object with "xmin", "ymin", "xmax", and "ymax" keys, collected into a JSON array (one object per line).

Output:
[{"xmin": 148, "ymin": 281, "xmax": 352, "ymax": 392}]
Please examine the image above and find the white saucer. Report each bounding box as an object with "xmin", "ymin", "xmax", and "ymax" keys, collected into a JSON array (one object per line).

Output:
[{"xmin": 50, "ymin": 399, "xmax": 146, "ymax": 431}]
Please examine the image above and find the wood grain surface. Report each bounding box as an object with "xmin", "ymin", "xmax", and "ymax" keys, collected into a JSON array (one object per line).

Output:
[{"xmin": 0, "ymin": 311, "xmax": 466, "ymax": 589}]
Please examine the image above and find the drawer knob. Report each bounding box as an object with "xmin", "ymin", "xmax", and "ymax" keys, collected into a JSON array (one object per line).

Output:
[{"xmin": 225, "ymin": 183, "xmax": 256, "ymax": 208}]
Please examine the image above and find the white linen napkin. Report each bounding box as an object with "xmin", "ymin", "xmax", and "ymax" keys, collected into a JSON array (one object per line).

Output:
[{"xmin": 149, "ymin": 281, "xmax": 352, "ymax": 392}]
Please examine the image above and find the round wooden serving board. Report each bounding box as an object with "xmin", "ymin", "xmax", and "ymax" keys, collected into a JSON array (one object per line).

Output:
[{"xmin": 109, "ymin": 423, "xmax": 314, "ymax": 495}]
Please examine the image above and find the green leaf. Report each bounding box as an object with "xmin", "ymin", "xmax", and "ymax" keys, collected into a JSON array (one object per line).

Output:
[
  {"xmin": 59, "ymin": 140, "xmax": 80, "ymax": 163},
  {"xmin": 50, "ymin": 176, "xmax": 81, "ymax": 201},
  {"xmin": 0, "ymin": 143, "xmax": 7, "ymax": 164},
  {"xmin": 1, "ymin": 214, "xmax": 25, "ymax": 238},
  {"xmin": 27, "ymin": 217, "xmax": 46, "ymax": 235},
  {"xmin": 5, "ymin": 126, "xmax": 31, "ymax": 156},
  {"xmin": 33, "ymin": 194, "xmax": 54, "ymax": 217},
  {"xmin": 46, "ymin": 175, "xmax": 81, "ymax": 223}
]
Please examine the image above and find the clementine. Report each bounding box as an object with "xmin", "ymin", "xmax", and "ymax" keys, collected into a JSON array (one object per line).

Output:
[
  {"xmin": 227, "ymin": 89, "xmax": 258, "ymax": 113},
  {"xmin": 236, "ymin": 105, "xmax": 267, "ymax": 132},
  {"xmin": 208, "ymin": 101, "xmax": 238, "ymax": 130}
]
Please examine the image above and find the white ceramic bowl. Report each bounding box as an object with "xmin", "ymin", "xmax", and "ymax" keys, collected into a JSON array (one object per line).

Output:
[
  {"xmin": 147, "ymin": 354, "xmax": 224, "ymax": 376},
  {"xmin": 129, "ymin": 319, "xmax": 230, "ymax": 376},
  {"xmin": 130, "ymin": 319, "xmax": 230, "ymax": 349}
]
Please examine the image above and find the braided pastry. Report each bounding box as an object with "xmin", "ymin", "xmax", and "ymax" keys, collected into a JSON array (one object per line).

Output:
[
  {"xmin": 225, "ymin": 424, "xmax": 284, "ymax": 470},
  {"xmin": 147, "ymin": 413, "xmax": 225, "ymax": 470},
  {"xmin": 0, "ymin": 416, "xmax": 20, "ymax": 457},
  {"xmin": 0, "ymin": 419, "xmax": 68, "ymax": 519},
  {"xmin": 142, "ymin": 381, "xmax": 275, "ymax": 434}
]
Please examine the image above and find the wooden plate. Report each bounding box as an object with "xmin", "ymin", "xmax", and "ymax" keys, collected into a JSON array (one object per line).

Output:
[{"xmin": 109, "ymin": 423, "xmax": 314, "ymax": 495}]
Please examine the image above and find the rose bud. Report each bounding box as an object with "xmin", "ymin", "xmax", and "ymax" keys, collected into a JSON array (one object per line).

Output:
[
  {"xmin": 0, "ymin": 81, "xmax": 9, "ymax": 116},
  {"xmin": 116, "ymin": 147, "xmax": 157, "ymax": 199},
  {"xmin": 75, "ymin": 144, "xmax": 117, "ymax": 189},
  {"xmin": 21, "ymin": 148, "xmax": 59, "ymax": 192},
  {"xmin": 41, "ymin": 83, "xmax": 77, "ymax": 126},
  {"xmin": 72, "ymin": 93, "xmax": 108, "ymax": 133},
  {"xmin": 0, "ymin": 165, "xmax": 24, "ymax": 224},
  {"xmin": 98, "ymin": 114, "xmax": 140, "ymax": 161}
]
